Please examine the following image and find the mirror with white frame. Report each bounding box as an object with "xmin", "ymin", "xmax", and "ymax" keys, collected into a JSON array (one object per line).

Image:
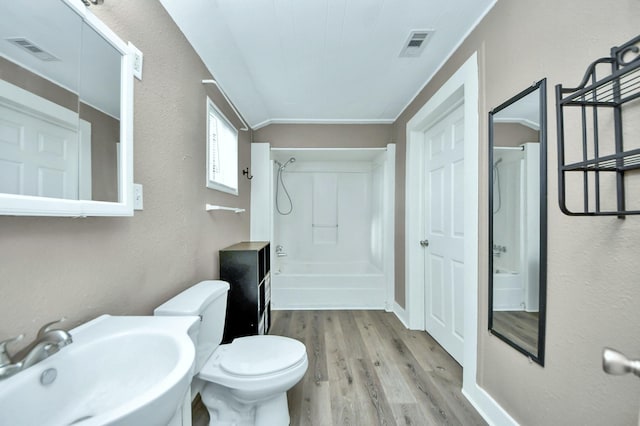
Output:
[
  {"xmin": 488, "ymin": 79, "xmax": 547, "ymax": 365},
  {"xmin": 0, "ymin": 0, "xmax": 133, "ymax": 216}
]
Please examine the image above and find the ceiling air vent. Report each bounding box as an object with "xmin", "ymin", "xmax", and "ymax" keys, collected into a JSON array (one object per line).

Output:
[
  {"xmin": 399, "ymin": 30, "xmax": 434, "ymax": 58},
  {"xmin": 6, "ymin": 38, "xmax": 59, "ymax": 61}
]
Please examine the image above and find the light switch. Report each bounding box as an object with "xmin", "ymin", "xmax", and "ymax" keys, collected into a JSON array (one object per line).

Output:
[{"xmin": 128, "ymin": 42, "xmax": 143, "ymax": 80}]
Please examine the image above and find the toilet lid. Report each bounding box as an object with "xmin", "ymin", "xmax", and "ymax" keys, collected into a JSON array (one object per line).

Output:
[{"xmin": 220, "ymin": 335, "xmax": 306, "ymax": 376}]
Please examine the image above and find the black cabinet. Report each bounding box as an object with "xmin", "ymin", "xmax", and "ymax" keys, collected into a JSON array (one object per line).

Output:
[{"xmin": 220, "ymin": 241, "xmax": 271, "ymax": 343}]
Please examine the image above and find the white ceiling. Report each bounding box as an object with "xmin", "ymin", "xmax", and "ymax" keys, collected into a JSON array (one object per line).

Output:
[
  {"xmin": 493, "ymin": 89, "xmax": 541, "ymax": 130},
  {"xmin": 159, "ymin": 0, "xmax": 495, "ymax": 129}
]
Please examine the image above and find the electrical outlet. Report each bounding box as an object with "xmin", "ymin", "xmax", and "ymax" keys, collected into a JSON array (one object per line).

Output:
[
  {"xmin": 128, "ymin": 42, "xmax": 143, "ymax": 80},
  {"xmin": 134, "ymin": 183, "xmax": 143, "ymax": 210}
]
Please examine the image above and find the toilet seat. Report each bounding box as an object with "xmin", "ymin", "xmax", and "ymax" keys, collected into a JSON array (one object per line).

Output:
[
  {"xmin": 220, "ymin": 335, "xmax": 306, "ymax": 376},
  {"xmin": 198, "ymin": 335, "xmax": 307, "ymax": 391}
]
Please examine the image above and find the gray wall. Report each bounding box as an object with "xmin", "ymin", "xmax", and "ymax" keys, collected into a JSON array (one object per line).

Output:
[
  {"xmin": 253, "ymin": 123, "xmax": 392, "ymax": 148},
  {"xmin": 393, "ymin": 0, "xmax": 640, "ymax": 423},
  {"xmin": 0, "ymin": 1, "xmax": 250, "ymax": 345},
  {"xmin": 493, "ymin": 123, "xmax": 539, "ymax": 148},
  {"xmin": 79, "ymin": 102, "xmax": 120, "ymax": 202}
]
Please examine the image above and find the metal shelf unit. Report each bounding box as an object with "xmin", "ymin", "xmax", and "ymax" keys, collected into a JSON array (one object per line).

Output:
[{"xmin": 556, "ymin": 34, "xmax": 640, "ymax": 217}]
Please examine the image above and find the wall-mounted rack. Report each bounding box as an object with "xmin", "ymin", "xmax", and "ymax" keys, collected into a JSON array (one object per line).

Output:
[
  {"xmin": 556, "ymin": 34, "xmax": 640, "ymax": 217},
  {"xmin": 205, "ymin": 204, "xmax": 245, "ymax": 213}
]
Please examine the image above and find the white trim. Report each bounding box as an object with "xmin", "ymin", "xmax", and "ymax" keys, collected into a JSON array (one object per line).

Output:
[
  {"xmin": 394, "ymin": 0, "xmax": 498, "ymax": 122},
  {"xmin": 462, "ymin": 385, "xmax": 519, "ymax": 426},
  {"xmin": 202, "ymin": 79, "xmax": 249, "ymax": 131},
  {"xmin": 206, "ymin": 96, "xmax": 239, "ymax": 196},
  {"xmin": 384, "ymin": 144, "xmax": 396, "ymax": 312},
  {"xmin": 78, "ymin": 119, "xmax": 92, "ymax": 200},
  {"xmin": 250, "ymin": 143, "xmax": 272, "ymax": 240},
  {"xmin": 252, "ymin": 118, "xmax": 395, "ymax": 130},
  {"xmin": 393, "ymin": 301, "xmax": 409, "ymax": 329},
  {"xmin": 405, "ymin": 52, "xmax": 515, "ymax": 425},
  {"xmin": 493, "ymin": 117, "xmax": 540, "ymax": 131},
  {"xmin": 0, "ymin": 80, "xmax": 78, "ymax": 129}
]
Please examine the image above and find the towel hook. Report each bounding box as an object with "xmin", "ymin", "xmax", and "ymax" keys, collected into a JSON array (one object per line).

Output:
[{"xmin": 242, "ymin": 167, "xmax": 253, "ymax": 180}]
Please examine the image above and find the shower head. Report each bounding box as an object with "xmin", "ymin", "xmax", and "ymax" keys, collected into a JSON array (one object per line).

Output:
[{"xmin": 280, "ymin": 157, "xmax": 296, "ymax": 170}]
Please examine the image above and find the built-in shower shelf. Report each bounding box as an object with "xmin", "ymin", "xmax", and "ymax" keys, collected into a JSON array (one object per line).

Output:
[
  {"xmin": 556, "ymin": 34, "xmax": 640, "ymax": 216},
  {"xmin": 205, "ymin": 204, "xmax": 245, "ymax": 213}
]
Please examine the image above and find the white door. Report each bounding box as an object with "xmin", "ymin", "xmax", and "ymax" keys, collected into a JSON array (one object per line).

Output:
[
  {"xmin": 0, "ymin": 104, "xmax": 79, "ymax": 199},
  {"xmin": 423, "ymin": 104, "xmax": 465, "ymax": 365}
]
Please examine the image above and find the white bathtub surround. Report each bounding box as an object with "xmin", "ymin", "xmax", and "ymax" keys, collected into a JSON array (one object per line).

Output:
[
  {"xmin": 251, "ymin": 145, "xmax": 395, "ymax": 310},
  {"xmin": 492, "ymin": 143, "xmax": 540, "ymax": 312},
  {"xmin": 311, "ymin": 174, "xmax": 338, "ymax": 244},
  {"xmin": 272, "ymin": 261, "xmax": 385, "ymax": 309}
]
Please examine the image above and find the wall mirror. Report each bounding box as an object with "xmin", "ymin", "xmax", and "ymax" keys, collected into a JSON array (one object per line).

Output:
[
  {"xmin": 488, "ymin": 79, "xmax": 547, "ymax": 365},
  {"xmin": 0, "ymin": 0, "xmax": 134, "ymax": 216}
]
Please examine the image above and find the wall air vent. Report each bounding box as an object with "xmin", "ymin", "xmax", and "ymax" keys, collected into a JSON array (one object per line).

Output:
[
  {"xmin": 400, "ymin": 30, "xmax": 434, "ymax": 58},
  {"xmin": 6, "ymin": 38, "xmax": 59, "ymax": 61}
]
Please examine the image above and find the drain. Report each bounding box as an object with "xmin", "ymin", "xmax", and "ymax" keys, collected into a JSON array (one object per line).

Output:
[{"xmin": 40, "ymin": 368, "xmax": 57, "ymax": 386}]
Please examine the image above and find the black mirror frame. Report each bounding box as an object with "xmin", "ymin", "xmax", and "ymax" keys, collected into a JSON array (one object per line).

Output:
[{"xmin": 488, "ymin": 78, "xmax": 548, "ymax": 366}]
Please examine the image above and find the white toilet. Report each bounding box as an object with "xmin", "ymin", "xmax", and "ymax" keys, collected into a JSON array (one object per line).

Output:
[{"xmin": 154, "ymin": 280, "xmax": 308, "ymax": 426}]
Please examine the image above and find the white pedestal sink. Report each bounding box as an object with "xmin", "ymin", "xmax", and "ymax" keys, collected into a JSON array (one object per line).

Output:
[{"xmin": 0, "ymin": 315, "xmax": 199, "ymax": 426}]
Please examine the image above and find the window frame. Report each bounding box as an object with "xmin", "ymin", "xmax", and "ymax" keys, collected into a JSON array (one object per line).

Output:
[{"xmin": 206, "ymin": 96, "xmax": 239, "ymax": 196}]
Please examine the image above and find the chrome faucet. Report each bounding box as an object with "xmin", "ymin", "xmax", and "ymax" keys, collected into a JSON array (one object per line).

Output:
[{"xmin": 0, "ymin": 318, "xmax": 72, "ymax": 380}]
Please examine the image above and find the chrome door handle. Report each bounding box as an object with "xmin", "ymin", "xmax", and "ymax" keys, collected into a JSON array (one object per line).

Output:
[
  {"xmin": 603, "ymin": 347, "xmax": 640, "ymax": 377},
  {"xmin": 419, "ymin": 239, "xmax": 429, "ymax": 247}
]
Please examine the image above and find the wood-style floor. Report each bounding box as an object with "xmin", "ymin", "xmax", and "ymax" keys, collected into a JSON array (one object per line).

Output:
[
  {"xmin": 193, "ymin": 310, "xmax": 486, "ymax": 426},
  {"xmin": 492, "ymin": 310, "xmax": 539, "ymax": 356}
]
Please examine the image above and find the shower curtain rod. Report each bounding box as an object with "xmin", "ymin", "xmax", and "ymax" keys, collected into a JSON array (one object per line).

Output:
[
  {"xmin": 202, "ymin": 79, "xmax": 249, "ymax": 132},
  {"xmin": 494, "ymin": 146, "xmax": 525, "ymax": 151}
]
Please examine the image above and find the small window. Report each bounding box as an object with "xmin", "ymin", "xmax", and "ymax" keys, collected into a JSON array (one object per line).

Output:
[{"xmin": 206, "ymin": 97, "xmax": 238, "ymax": 195}]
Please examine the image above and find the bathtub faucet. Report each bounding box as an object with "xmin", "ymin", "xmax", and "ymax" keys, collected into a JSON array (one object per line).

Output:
[
  {"xmin": 275, "ymin": 245, "xmax": 287, "ymax": 257},
  {"xmin": 492, "ymin": 244, "xmax": 507, "ymax": 257}
]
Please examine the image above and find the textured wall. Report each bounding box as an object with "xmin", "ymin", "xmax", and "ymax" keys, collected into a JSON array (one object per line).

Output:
[
  {"xmin": 0, "ymin": 1, "xmax": 250, "ymax": 345},
  {"xmin": 253, "ymin": 123, "xmax": 392, "ymax": 148},
  {"xmin": 393, "ymin": 0, "xmax": 640, "ymax": 423}
]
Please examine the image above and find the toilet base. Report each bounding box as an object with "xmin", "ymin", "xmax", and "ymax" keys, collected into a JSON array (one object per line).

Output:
[
  {"xmin": 201, "ymin": 383, "xmax": 290, "ymax": 426},
  {"xmin": 255, "ymin": 393, "xmax": 289, "ymax": 426}
]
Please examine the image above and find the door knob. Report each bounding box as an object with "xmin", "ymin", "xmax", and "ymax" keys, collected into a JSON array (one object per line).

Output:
[
  {"xmin": 419, "ymin": 239, "xmax": 429, "ymax": 247},
  {"xmin": 603, "ymin": 347, "xmax": 640, "ymax": 377}
]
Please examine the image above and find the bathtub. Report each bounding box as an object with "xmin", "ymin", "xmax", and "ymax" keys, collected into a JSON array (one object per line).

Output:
[
  {"xmin": 492, "ymin": 270, "xmax": 524, "ymax": 311},
  {"xmin": 271, "ymin": 261, "xmax": 386, "ymax": 309}
]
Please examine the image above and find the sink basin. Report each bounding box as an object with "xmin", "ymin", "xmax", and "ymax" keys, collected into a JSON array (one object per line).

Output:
[{"xmin": 0, "ymin": 314, "xmax": 198, "ymax": 426}]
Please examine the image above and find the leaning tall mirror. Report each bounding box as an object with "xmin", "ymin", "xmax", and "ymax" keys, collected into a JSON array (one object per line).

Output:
[
  {"xmin": 0, "ymin": 0, "xmax": 133, "ymax": 216},
  {"xmin": 488, "ymin": 79, "xmax": 547, "ymax": 365}
]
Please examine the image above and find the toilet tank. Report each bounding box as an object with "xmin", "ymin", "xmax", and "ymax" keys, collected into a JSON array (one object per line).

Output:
[{"xmin": 154, "ymin": 280, "xmax": 230, "ymax": 374}]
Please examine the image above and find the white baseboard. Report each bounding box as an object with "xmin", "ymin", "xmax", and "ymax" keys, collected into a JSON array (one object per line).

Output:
[
  {"xmin": 392, "ymin": 301, "xmax": 409, "ymax": 328},
  {"xmin": 463, "ymin": 383, "xmax": 519, "ymax": 426}
]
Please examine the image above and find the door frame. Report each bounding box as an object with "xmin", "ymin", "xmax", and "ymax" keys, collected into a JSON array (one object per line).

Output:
[
  {"xmin": 405, "ymin": 47, "xmax": 480, "ymax": 402},
  {"xmin": 404, "ymin": 52, "xmax": 517, "ymax": 425}
]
